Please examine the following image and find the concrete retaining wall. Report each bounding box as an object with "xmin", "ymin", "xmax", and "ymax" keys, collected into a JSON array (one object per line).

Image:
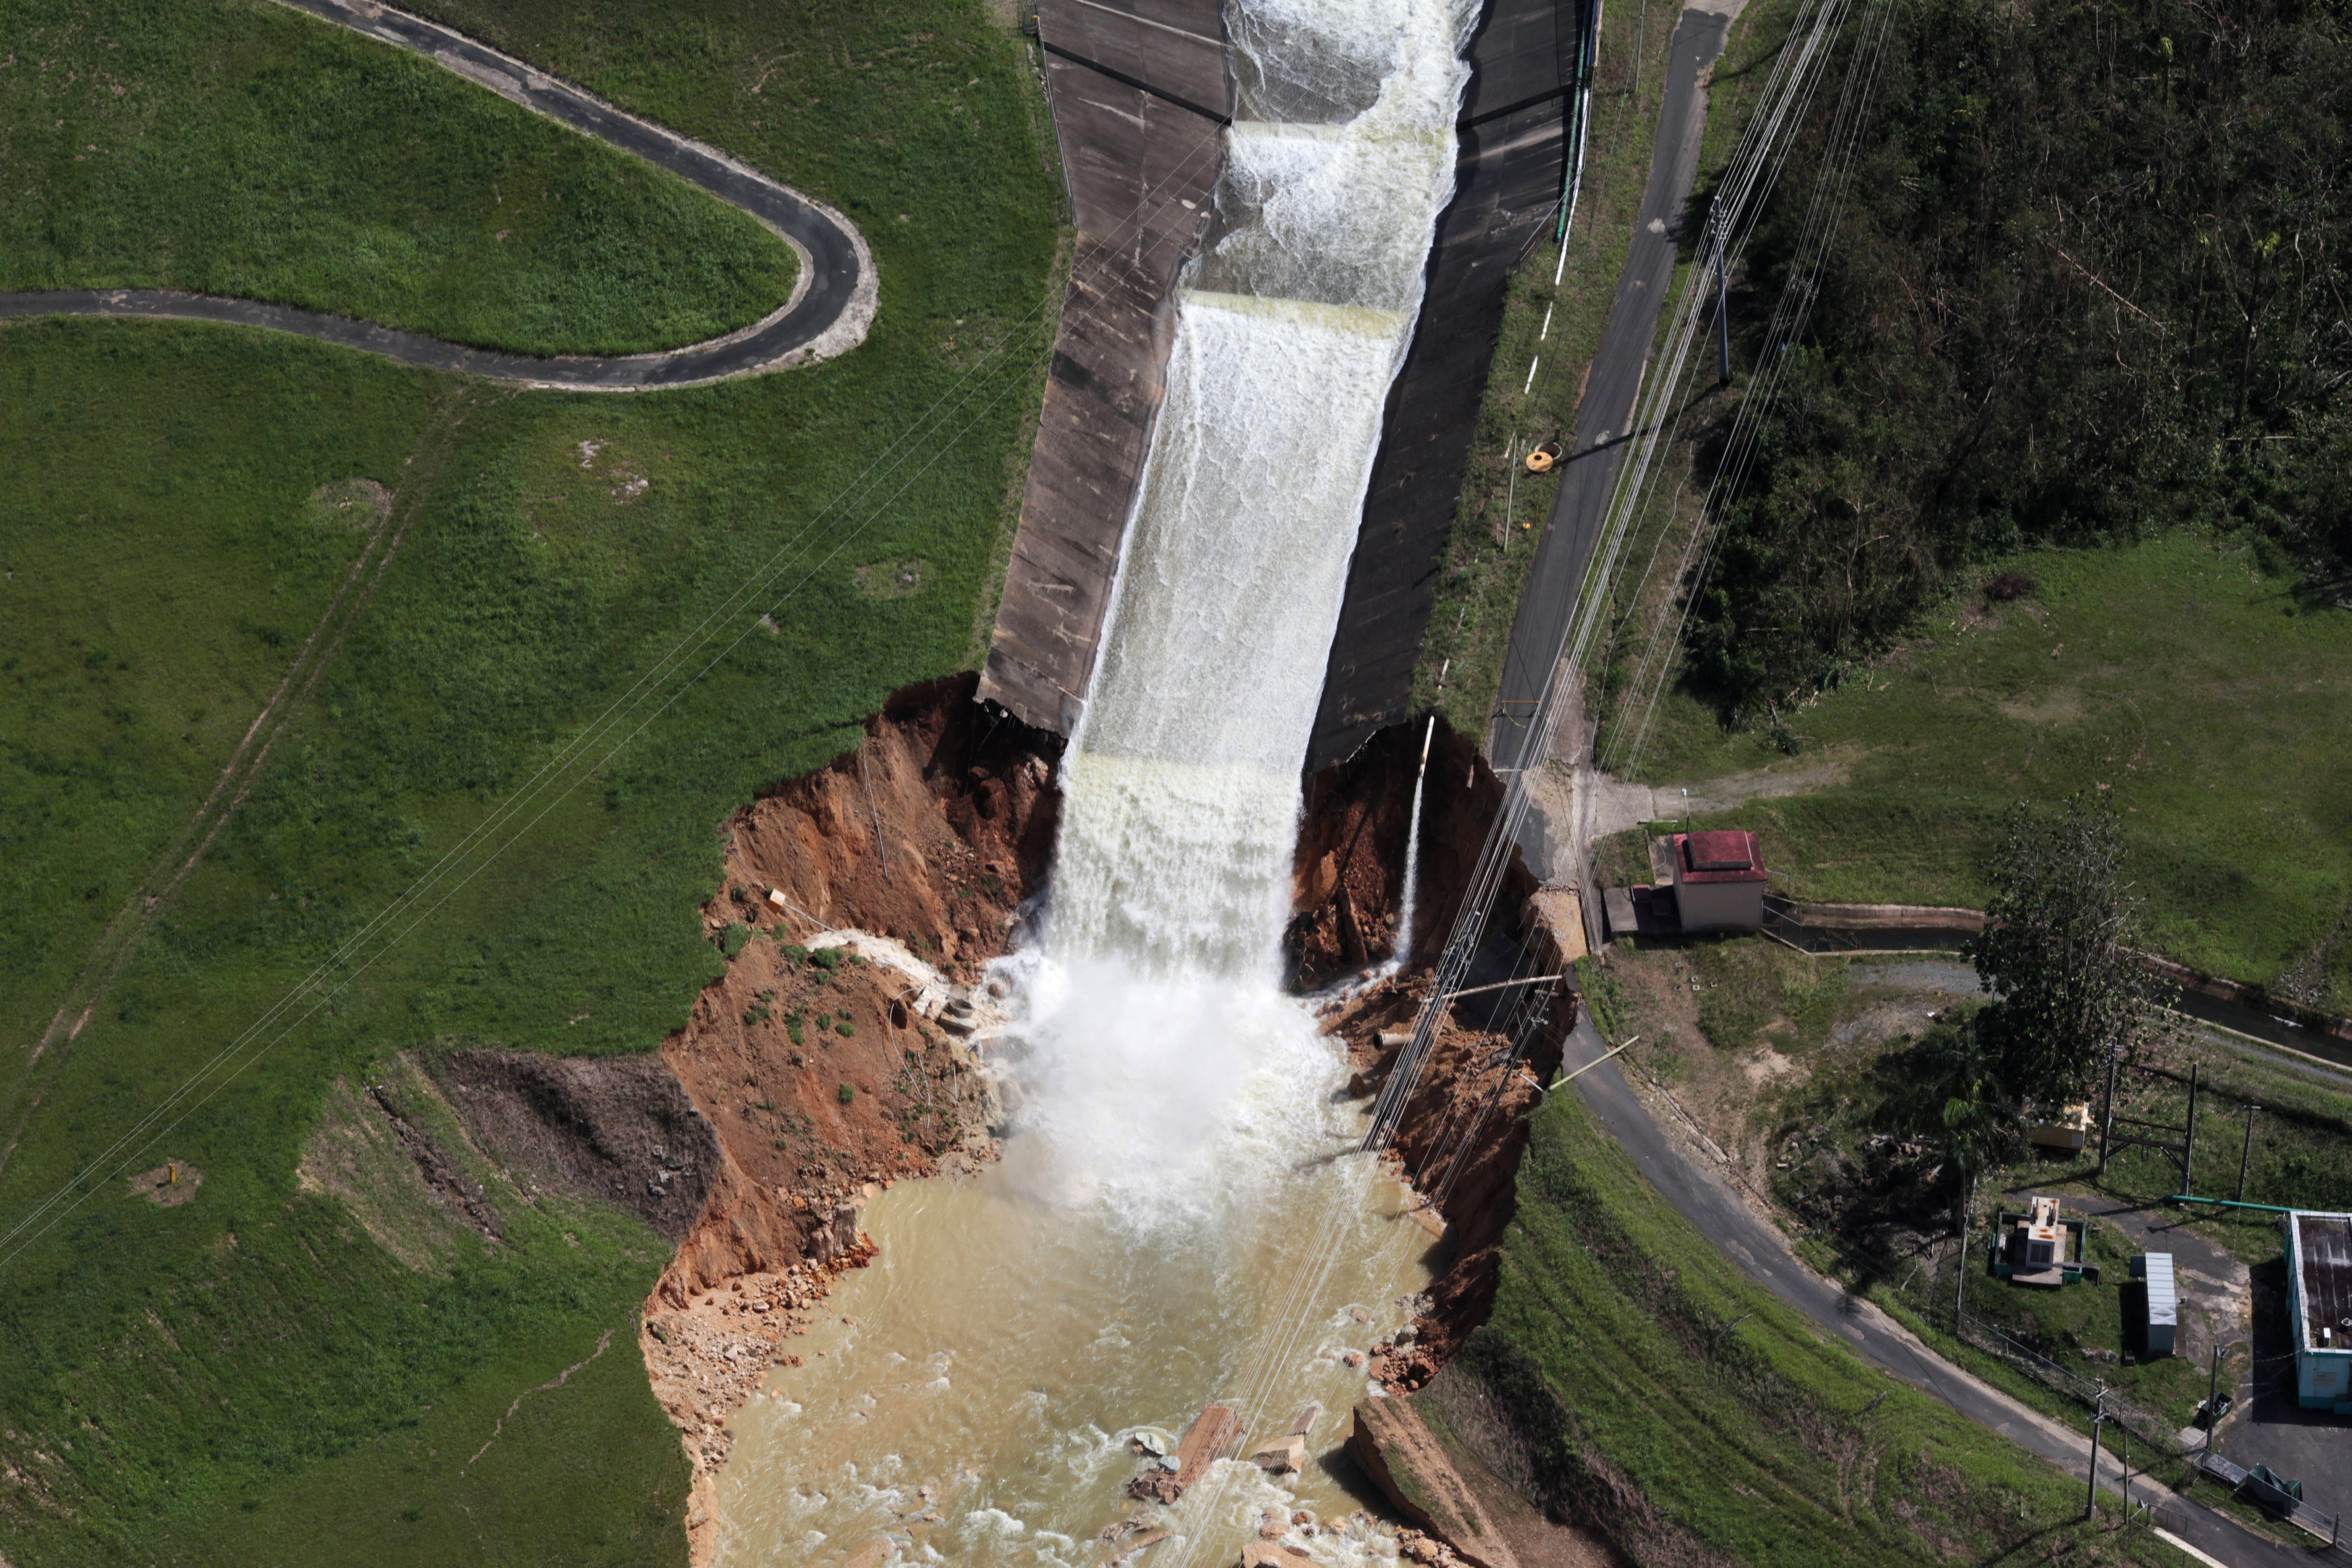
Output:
[
  {"xmin": 1307, "ymin": 0, "xmax": 1582, "ymax": 771},
  {"xmin": 977, "ymin": 0, "xmax": 1231, "ymax": 733}
]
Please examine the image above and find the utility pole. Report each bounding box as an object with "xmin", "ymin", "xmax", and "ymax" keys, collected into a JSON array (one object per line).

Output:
[
  {"xmin": 2237, "ymin": 1104, "xmax": 2261, "ymax": 1204},
  {"xmin": 1714, "ymin": 204, "xmax": 1731, "ymax": 386},
  {"xmin": 2182, "ymin": 1062, "xmax": 2199, "ymax": 1193},
  {"xmin": 1954, "ymin": 1184, "xmax": 1970, "ymax": 1331},
  {"xmin": 2085, "ymin": 1395, "xmax": 2107, "ymax": 1520},
  {"xmin": 2201, "ymin": 1343, "xmax": 2229, "ymax": 1465},
  {"xmin": 2097, "ymin": 1047, "xmax": 2120, "ymax": 1176}
]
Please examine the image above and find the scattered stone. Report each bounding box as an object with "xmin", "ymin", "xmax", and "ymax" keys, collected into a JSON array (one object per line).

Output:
[
  {"xmin": 1249, "ymin": 1433, "xmax": 1307, "ymax": 1474},
  {"xmin": 1128, "ymin": 1402, "xmax": 1239, "ymax": 1503}
]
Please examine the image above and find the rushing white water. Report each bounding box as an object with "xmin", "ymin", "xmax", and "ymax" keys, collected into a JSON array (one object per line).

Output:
[
  {"xmin": 1393, "ymin": 719, "xmax": 1436, "ymax": 966},
  {"xmin": 717, "ymin": 1, "xmax": 1476, "ymax": 1560}
]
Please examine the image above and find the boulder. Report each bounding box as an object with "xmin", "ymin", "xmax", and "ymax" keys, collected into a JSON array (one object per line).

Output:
[{"xmin": 1249, "ymin": 1433, "xmax": 1308, "ymax": 1474}]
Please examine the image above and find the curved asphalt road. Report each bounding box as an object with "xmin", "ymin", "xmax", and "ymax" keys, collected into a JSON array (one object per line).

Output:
[
  {"xmin": 1488, "ymin": 5, "xmax": 1730, "ymax": 775},
  {"xmin": 1560, "ymin": 1014, "xmax": 2318, "ymax": 1567},
  {"xmin": 0, "ymin": 0, "xmax": 875, "ymax": 390},
  {"xmin": 1487, "ymin": 14, "xmax": 2324, "ymax": 1556}
]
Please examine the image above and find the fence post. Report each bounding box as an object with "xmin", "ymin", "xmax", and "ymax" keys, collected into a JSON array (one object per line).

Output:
[
  {"xmin": 2237, "ymin": 1104, "xmax": 2260, "ymax": 1205},
  {"xmin": 2099, "ymin": 1047, "xmax": 2119, "ymax": 1175},
  {"xmin": 2182, "ymin": 1063, "xmax": 2199, "ymax": 1193}
]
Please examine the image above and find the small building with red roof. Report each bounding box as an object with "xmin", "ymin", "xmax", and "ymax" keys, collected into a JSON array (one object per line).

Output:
[{"xmin": 1670, "ymin": 829, "xmax": 1767, "ymax": 932}]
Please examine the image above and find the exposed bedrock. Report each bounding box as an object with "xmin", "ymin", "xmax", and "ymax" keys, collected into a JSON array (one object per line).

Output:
[{"xmin": 1287, "ymin": 715, "xmax": 1536, "ymax": 991}]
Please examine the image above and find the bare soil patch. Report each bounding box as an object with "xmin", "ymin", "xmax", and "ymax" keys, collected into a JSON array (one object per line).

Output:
[
  {"xmin": 302, "ymin": 476, "xmax": 392, "ymax": 531},
  {"xmin": 853, "ymin": 558, "xmax": 927, "ymax": 599},
  {"xmin": 128, "ymin": 1162, "xmax": 201, "ymax": 1206}
]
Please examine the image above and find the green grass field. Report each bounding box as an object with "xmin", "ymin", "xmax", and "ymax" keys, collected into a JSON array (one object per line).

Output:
[
  {"xmin": 0, "ymin": 0, "xmax": 1060, "ymax": 1556},
  {"xmin": 1618, "ymin": 533, "xmax": 2352, "ymax": 999},
  {"xmin": 1443, "ymin": 1088, "xmax": 2188, "ymax": 1567},
  {"xmin": 1, "ymin": 0, "xmax": 796, "ymax": 355}
]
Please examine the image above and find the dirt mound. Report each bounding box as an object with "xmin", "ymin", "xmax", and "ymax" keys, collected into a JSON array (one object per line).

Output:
[{"xmin": 434, "ymin": 1049, "xmax": 718, "ymax": 1241}]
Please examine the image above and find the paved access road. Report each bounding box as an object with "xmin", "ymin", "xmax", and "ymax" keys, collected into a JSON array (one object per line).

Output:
[
  {"xmin": 1488, "ymin": 4, "xmax": 1732, "ymax": 776},
  {"xmin": 1559, "ymin": 1014, "xmax": 2319, "ymax": 1568},
  {"xmin": 0, "ymin": 0, "xmax": 875, "ymax": 390}
]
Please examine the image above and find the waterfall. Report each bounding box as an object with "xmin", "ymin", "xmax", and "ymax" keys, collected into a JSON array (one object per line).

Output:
[
  {"xmin": 712, "ymin": 9, "xmax": 1484, "ymax": 1554},
  {"xmin": 1394, "ymin": 716, "xmax": 1436, "ymax": 965},
  {"xmin": 1009, "ymin": 0, "xmax": 1477, "ymax": 1211}
]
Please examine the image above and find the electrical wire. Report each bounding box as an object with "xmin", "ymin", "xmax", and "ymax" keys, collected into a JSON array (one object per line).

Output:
[{"xmin": 0, "ymin": 103, "xmax": 1238, "ymax": 1275}]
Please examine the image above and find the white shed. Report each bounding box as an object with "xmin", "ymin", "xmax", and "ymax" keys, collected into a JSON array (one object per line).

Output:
[{"xmin": 2132, "ymin": 1252, "xmax": 2177, "ymax": 1357}]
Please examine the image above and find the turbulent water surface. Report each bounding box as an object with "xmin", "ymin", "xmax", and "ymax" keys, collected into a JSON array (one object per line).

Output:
[{"xmin": 714, "ymin": 0, "xmax": 1475, "ymax": 1560}]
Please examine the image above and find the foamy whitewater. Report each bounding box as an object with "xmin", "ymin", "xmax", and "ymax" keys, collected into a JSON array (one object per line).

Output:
[
  {"xmin": 714, "ymin": 3, "xmax": 1478, "ymax": 1560},
  {"xmin": 1013, "ymin": 0, "xmax": 1476, "ymax": 1215}
]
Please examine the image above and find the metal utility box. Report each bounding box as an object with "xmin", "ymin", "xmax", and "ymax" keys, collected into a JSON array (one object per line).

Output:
[
  {"xmin": 2131, "ymin": 1252, "xmax": 2177, "ymax": 1356},
  {"xmin": 2286, "ymin": 1210, "xmax": 2352, "ymax": 1412},
  {"xmin": 2026, "ymin": 1103, "xmax": 2092, "ymax": 1151}
]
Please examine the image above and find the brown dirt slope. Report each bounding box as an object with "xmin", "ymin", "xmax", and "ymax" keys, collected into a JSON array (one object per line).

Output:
[
  {"xmin": 1347, "ymin": 1397, "xmax": 1523, "ymax": 1568},
  {"xmin": 1290, "ymin": 717, "xmax": 1525, "ymax": 990},
  {"xmin": 1323, "ymin": 971, "xmax": 1571, "ymax": 1387},
  {"xmin": 720, "ymin": 672, "xmax": 1060, "ymax": 976}
]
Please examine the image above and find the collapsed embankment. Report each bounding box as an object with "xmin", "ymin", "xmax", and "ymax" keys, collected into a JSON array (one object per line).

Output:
[
  {"xmin": 623, "ymin": 673, "xmax": 1063, "ymax": 1555},
  {"xmin": 399, "ymin": 679, "xmax": 1558, "ymax": 1563},
  {"xmin": 1288, "ymin": 715, "xmax": 1533, "ymax": 989}
]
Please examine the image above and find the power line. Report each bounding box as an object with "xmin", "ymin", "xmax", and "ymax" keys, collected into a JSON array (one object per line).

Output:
[{"xmin": 0, "ymin": 107, "xmax": 1236, "ymax": 1277}]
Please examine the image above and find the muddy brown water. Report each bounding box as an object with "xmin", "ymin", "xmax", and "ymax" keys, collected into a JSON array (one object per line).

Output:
[{"xmin": 712, "ymin": 1103, "xmax": 1437, "ymax": 1568}]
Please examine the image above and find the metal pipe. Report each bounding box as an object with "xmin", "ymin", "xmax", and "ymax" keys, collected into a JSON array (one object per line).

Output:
[{"xmin": 2170, "ymin": 1194, "xmax": 2294, "ymax": 1214}]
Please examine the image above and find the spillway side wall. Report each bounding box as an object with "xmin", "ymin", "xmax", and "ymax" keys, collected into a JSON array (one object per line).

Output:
[
  {"xmin": 1304, "ymin": 0, "xmax": 1581, "ymax": 772},
  {"xmin": 976, "ymin": 0, "xmax": 1232, "ymax": 734}
]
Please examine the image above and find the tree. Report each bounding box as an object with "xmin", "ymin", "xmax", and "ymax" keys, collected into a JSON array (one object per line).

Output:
[
  {"xmin": 1966, "ymin": 794, "xmax": 2162, "ymax": 1106},
  {"xmin": 1894, "ymin": 1019, "xmax": 2017, "ymax": 1233}
]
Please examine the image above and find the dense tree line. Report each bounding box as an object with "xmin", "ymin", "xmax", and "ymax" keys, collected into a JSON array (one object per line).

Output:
[{"xmin": 1688, "ymin": 0, "xmax": 2350, "ymax": 715}]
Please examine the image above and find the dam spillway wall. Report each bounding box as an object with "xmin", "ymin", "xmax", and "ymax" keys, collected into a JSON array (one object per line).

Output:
[
  {"xmin": 1305, "ymin": 0, "xmax": 1581, "ymax": 771},
  {"xmin": 981, "ymin": 0, "xmax": 1581, "ymax": 758},
  {"xmin": 976, "ymin": 0, "xmax": 1232, "ymax": 735}
]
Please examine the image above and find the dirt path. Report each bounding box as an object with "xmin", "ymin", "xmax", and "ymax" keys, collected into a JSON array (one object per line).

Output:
[
  {"xmin": 0, "ymin": 386, "xmax": 490, "ymax": 1178},
  {"xmin": 0, "ymin": 0, "xmax": 874, "ymax": 390}
]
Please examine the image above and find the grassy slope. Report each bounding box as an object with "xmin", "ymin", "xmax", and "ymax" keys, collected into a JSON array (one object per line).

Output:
[
  {"xmin": 1626, "ymin": 534, "xmax": 2352, "ymax": 998},
  {"xmin": 1462, "ymin": 1088, "xmax": 2187, "ymax": 1567},
  {"xmin": 1591, "ymin": 930, "xmax": 2349, "ymax": 1547},
  {"xmin": 1413, "ymin": 0, "xmax": 1790, "ymax": 738},
  {"xmin": 0, "ymin": 0, "xmax": 794, "ymax": 355},
  {"xmin": 0, "ymin": 0, "xmax": 1059, "ymax": 1557}
]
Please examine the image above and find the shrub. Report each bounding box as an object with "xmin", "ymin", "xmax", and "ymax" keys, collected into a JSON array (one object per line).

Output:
[
  {"xmin": 721, "ymin": 922, "xmax": 751, "ymax": 957},
  {"xmin": 837, "ymin": 1082, "xmax": 855, "ymax": 1105},
  {"xmin": 1984, "ymin": 572, "xmax": 2037, "ymax": 602}
]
